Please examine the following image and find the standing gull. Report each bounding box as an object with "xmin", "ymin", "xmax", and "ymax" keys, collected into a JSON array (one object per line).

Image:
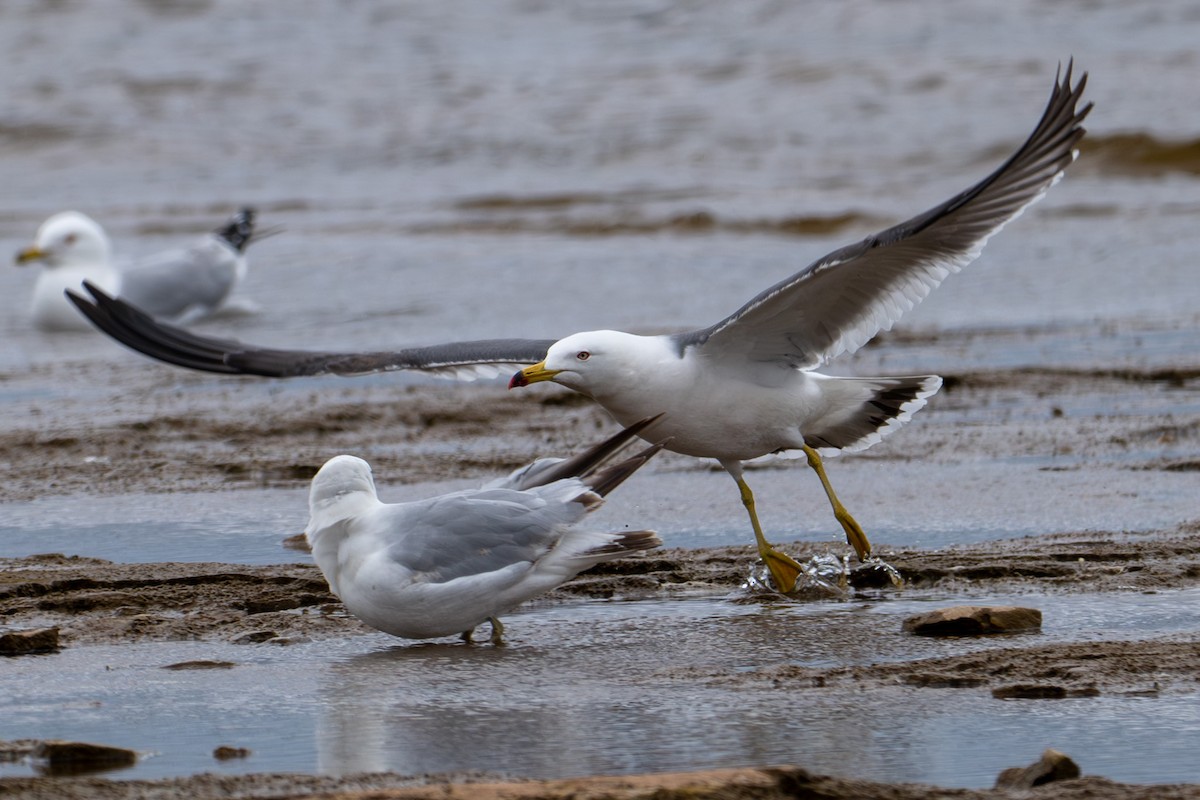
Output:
[
  {"xmin": 68, "ymin": 65, "xmax": 1090, "ymax": 593},
  {"xmin": 16, "ymin": 208, "xmax": 257, "ymax": 331},
  {"xmin": 306, "ymin": 418, "xmax": 664, "ymax": 644}
]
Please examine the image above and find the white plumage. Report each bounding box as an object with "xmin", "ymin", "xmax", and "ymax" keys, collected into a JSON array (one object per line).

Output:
[
  {"xmin": 17, "ymin": 208, "xmax": 256, "ymax": 331},
  {"xmin": 304, "ymin": 421, "xmax": 664, "ymax": 643}
]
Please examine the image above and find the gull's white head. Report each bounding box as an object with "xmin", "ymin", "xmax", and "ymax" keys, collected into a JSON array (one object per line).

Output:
[
  {"xmin": 308, "ymin": 454, "xmax": 379, "ymax": 519},
  {"xmin": 15, "ymin": 212, "xmax": 112, "ymax": 269},
  {"xmin": 508, "ymin": 330, "xmax": 648, "ymax": 395}
]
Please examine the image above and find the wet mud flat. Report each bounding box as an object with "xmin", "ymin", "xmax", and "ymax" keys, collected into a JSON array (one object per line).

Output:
[
  {"xmin": 1, "ymin": 341, "xmax": 1198, "ymax": 503},
  {"xmin": 3, "ymin": 766, "xmax": 1200, "ymax": 800},
  {"xmin": 3, "ymin": 523, "xmax": 1200, "ymax": 799},
  {"xmin": 3, "ymin": 525, "xmax": 1200, "ymax": 668},
  {"xmin": 2, "ymin": 335, "xmax": 1200, "ymax": 798}
]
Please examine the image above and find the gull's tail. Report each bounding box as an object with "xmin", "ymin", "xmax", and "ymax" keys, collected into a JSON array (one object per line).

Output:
[
  {"xmin": 576, "ymin": 532, "xmax": 662, "ymax": 563},
  {"xmin": 214, "ymin": 208, "xmax": 256, "ymax": 253},
  {"xmin": 802, "ymin": 374, "xmax": 943, "ymax": 454}
]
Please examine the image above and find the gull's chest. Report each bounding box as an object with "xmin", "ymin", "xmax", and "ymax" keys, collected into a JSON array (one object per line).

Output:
[{"xmin": 594, "ymin": 359, "xmax": 817, "ymax": 459}]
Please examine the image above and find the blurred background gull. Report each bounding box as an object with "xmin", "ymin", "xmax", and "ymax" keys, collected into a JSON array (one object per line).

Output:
[{"xmin": 15, "ymin": 207, "xmax": 259, "ymax": 331}]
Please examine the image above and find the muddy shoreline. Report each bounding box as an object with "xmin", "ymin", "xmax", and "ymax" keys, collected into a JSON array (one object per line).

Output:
[
  {"xmin": 4, "ymin": 525, "xmax": 1200, "ymax": 677},
  {"xmin": 4, "ymin": 523, "xmax": 1200, "ymax": 799},
  {"xmin": 2, "ymin": 359, "xmax": 1197, "ymax": 503},
  {"xmin": 3, "ymin": 362, "xmax": 1200, "ymax": 798},
  {"xmin": 3, "ymin": 765, "xmax": 1200, "ymax": 800}
]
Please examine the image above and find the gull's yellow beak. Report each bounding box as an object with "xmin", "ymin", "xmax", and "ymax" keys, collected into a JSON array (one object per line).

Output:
[
  {"xmin": 15, "ymin": 246, "xmax": 46, "ymax": 266},
  {"xmin": 509, "ymin": 361, "xmax": 560, "ymax": 389}
]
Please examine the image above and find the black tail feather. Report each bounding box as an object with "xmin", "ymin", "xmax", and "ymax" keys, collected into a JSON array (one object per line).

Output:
[
  {"xmin": 582, "ymin": 530, "xmax": 662, "ymax": 558},
  {"xmin": 214, "ymin": 208, "xmax": 256, "ymax": 253},
  {"xmin": 802, "ymin": 375, "xmax": 941, "ymax": 452}
]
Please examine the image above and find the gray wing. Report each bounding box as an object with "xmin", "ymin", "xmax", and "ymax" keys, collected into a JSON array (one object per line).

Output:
[
  {"xmin": 118, "ymin": 239, "xmax": 239, "ymax": 319},
  {"xmin": 66, "ymin": 282, "xmax": 556, "ymax": 381},
  {"xmin": 382, "ymin": 487, "xmax": 586, "ymax": 583},
  {"xmin": 117, "ymin": 209, "xmax": 255, "ymax": 319},
  {"xmin": 677, "ymin": 62, "xmax": 1090, "ymax": 369}
]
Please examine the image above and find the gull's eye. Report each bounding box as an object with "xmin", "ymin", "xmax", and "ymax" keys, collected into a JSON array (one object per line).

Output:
[
  {"xmin": 576, "ymin": 351, "xmax": 590, "ymax": 361},
  {"xmin": 64, "ymin": 233, "xmax": 77, "ymax": 246}
]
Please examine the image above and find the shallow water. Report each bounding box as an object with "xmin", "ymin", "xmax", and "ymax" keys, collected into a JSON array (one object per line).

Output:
[
  {"xmin": 4, "ymin": 590, "xmax": 1200, "ymax": 786},
  {"xmin": 2, "ymin": 450, "xmax": 1197, "ymax": 564},
  {"xmin": 2, "ymin": 0, "xmax": 1199, "ymax": 791}
]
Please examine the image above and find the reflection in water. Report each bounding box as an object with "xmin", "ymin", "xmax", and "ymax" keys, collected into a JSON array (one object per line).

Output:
[
  {"xmin": 3, "ymin": 594, "xmax": 1200, "ymax": 785},
  {"xmin": 314, "ymin": 604, "xmax": 876, "ymax": 777},
  {"xmin": 307, "ymin": 600, "xmax": 971, "ymax": 782},
  {"xmin": 307, "ymin": 593, "xmax": 1200, "ymax": 785}
]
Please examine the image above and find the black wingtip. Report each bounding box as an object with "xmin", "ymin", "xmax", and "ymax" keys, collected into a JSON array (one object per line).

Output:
[
  {"xmin": 1056, "ymin": 56, "xmax": 1092, "ymax": 122},
  {"xmin": 64, "ymin": 284, "xmax": 107, "ymax": 329},
  {"xmin": 65, "ymin": 280, "xmax": 120, "ymax": 328},
  {"xmin": 584, "ymin": 437, "xmax": 668, "ymax": 498},
  {"xmin": 523, "ymin": 413, "xmax": 666, "ymax": 489},
  {"xmin": 214, "ymin": 208, "xmax": 257, "ymax": 253},
  {"xmin": 63, "ymin": 280, "xmax": 246, "ymax": 375},
  {"xmin": 82, "ymin": 279, "xmax": 113, "ymax": 302}
]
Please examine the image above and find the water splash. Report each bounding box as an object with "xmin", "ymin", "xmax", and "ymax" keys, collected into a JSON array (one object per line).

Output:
[
  {"xmin": 857, "ymin": 556, "xmax": 905, "ymax": 589},
  {"xmin": 735, "ymin": 552, "xmax": 903, "ymax": 601}
]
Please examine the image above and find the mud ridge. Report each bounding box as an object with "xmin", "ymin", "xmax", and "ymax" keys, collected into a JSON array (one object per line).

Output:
[{"xmin": 3, "ymin": 763, "xmax": 1200, "ymax": 800}]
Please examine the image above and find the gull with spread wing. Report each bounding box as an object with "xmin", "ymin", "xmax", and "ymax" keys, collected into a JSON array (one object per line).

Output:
[{"xmin": 68, "ymin": 64, "xmax": 1090, "ymax": 593}]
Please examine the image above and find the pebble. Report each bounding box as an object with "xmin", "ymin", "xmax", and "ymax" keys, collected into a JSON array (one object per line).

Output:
[
  {"xmin": 901, "ymin": 605, "xmax": 1042, "ymax": 636},
  {"xmin": 0, "ymin": 627, "xmax": 60, "ymax": 656},
  {"xmin": 995, "ymin": 748, "xmax": 1081, "ymax": 789},
  {"xmin": 213, "ymin": 745, "xmax": 251, "ymax": 760},
  {"xmin": 32, "ymin": 740, "xmax": 138, "ymax": 776},
  {"xmin": 162, "ymin": 660, "xmax": 237, "ymax": 670}
]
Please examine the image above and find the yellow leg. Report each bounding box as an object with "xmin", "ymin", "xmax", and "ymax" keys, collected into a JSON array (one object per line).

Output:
[
  {"xmin": 735, "ymin": 476, "xmax": 805, "ymax": 593},
  {"xmin": 488, "ymin": 616, "xmax": 506, "ymax": 646},
  {"xmin": 801, "ymin": 444, "xmax": 871, "ymax": 561}
]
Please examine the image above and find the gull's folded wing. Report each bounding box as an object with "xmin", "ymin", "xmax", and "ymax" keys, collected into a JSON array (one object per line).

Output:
[
  {"xmin": 67, "ymin": 282, "xmax": 556, "ymax": 381},
  {"xmin": 489, "ymin": 413, "xmax": 666, "ymax": 492},
  {"xmin": 682, "ymin": 61, "xmax": 1091, "ymax": 369}
]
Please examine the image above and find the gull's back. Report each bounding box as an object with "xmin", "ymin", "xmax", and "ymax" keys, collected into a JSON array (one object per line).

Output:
[
  {"xmin": 332, "ymin": 481, "xmax": 594, "ymax": 639},
  {"xmin": 118, "ymin": 236, "xmax": 243, "ymax": 322}
]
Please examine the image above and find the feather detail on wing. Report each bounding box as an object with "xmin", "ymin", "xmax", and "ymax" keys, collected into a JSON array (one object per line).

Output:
[
  {"xmin": 682, "ymin": 61, "xmax": 1090, "ymax": 369},
  {"xmin": 382, "ymin": 487, "xmax": 589, "ymax": 583}
]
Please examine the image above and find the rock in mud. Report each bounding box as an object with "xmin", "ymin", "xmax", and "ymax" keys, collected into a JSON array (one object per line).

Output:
[
  {"xmin": 31, "ymin": 740, "xmax": 138, "ymax": 776},
  {"xmin": 0, "ymin": 627, "xmax": 60, "ymax": 656},
  {"xmin": 995, "ymin": 748, "xmax": 1081, "ymax": 789},
  {"xmin": 213, "ymin": 745, "xmax": 251, "ymax": 760},
  {"xmin": 992, "ymin": 683, "xmax": 1069, "ymax": 699},
  {"xmin": 162, "ymin": 660, "xmax": 237, "ymax": 670},
  {"xmin": 902, "ymin": 605, "xmax": 1041, "ymax": 636}
]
